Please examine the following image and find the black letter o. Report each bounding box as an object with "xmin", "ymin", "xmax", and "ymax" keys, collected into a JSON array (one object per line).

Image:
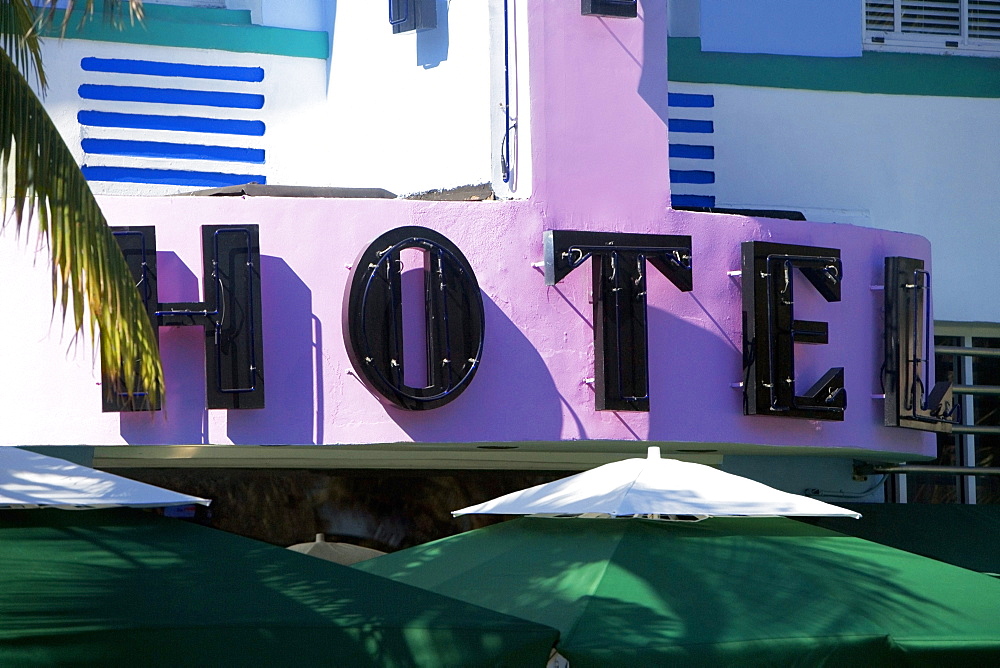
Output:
[{"xmin": 344, "ymin": 227, "xmax": 485, "ymax": 410}]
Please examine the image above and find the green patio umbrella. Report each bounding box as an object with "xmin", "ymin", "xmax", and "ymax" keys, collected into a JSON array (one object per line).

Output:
[
  {"xmin": 811, "ymin": 502, "xmax": 1000, "ymax": 576},
  {"xmin": 0, "ymin": 509, "xmax": 559, "ymax": 667},
  {"xmin": 356, "ymin": 516, "xmax": 1000, "ymax": 667}
]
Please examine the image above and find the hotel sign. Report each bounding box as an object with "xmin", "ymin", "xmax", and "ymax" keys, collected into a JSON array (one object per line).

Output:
[{"xmin": 105, "ymin": 225, "xmax": 954, "ymax": 433}]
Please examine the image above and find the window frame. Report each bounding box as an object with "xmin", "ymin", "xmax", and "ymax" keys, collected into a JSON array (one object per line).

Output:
[{"xmin": 894, "ymin": 321, "xmax": 1000, "ymax": 504}]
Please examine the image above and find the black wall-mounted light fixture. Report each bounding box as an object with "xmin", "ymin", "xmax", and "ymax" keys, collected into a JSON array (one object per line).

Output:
[
  {"xmin": 104, "ymin": 225, "xmax": 265, "ymax": 412},
  {"xmin": 883, "ymin": 256, "xmax": 956, "ymax": 432},
  {"xmin": 390, "ymin": 0, "xmax": 437, "ymax": 33},
  {"xmin": 742, "ymin": 241, "xmax": 845, "ymax": 421},
  {"xmin": 544, "ymin": 230, "xmax": 693, "ymax": 412},
  {"xmin": 582, "ymin": 0, "xmax": 637, "ymax": 18},
  {"xmin": 344, "ymin": 226, "xmax": 485, "ymax": 411}
]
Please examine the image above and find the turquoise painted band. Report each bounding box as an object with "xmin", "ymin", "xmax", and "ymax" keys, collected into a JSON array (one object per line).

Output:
[
  {"xmin": 669, "ymin": 38, "xmax": 1000, "ymax": 99},
  {"xmin": 38, "ymin": 6, "xmax": 328, "ymax": 60}
]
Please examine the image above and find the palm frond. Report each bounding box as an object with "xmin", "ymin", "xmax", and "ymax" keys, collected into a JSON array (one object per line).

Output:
[
  {"xmin": 0, "ymin": 0, "xmax": 45, "ymax": 89},
  {"xmin": 1, "ymin": 32, "xmax": 163, "ymax": 406},
  {"xmin": 36, "ymin": 0, "xmax": 145, "ymax": 37}
]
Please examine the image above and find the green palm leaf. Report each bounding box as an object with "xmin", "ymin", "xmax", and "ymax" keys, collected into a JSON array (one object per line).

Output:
[{"xmin": 2, "ymin": 0, "xmax": 162, "ymax": 408}]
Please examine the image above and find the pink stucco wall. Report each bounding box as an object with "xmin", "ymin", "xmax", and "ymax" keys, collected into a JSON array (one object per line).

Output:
[
  {"xmin": 526, "ymin": 0, "xmax": 671, "ymax": 224},
  {"xmin": 0, "ymin": 0, "xmax": 935, "ymax": 457},
  {"xmin": 0, "ymin": 194, "xmax": 934, "ymax": 457}
]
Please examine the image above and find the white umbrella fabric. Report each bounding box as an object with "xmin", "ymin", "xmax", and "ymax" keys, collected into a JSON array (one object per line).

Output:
[
  {"xmin": 453, "ymin": 446, "xmax": 860, "ymax": 520},
  {"xmin": 0, "ymin": 447, "xmax": 210, "ymax": 509}
]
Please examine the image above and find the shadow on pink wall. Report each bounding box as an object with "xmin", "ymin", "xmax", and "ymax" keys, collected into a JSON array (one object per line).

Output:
[
  {"xmin": 119, "ymin": 252, "xmax": 206, "ymax": 444},
  {"xmin": 227, "ymin": 256, "xmax": 315, "ymax": 444},
  {"xmin": 377, "ymin": 293, "xmax": 564, "ymax": 442},
  {"xmin": 119, "ymin": 255, "xmax": 316, "ymax": 445}
]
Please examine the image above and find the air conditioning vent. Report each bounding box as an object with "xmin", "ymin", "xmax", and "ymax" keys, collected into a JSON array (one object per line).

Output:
[
  {"xmin": 970, "ymin": 0, "xmax": 1000, "ymax": 40},
  {"xmin": 581, "ymin": 0, "xmax": 637, "ymax": 18},
  {"xmin": 866, "ymin": 1, "xmax": 896, "ymax": 31},
  {"xmin": 865, "ymin": 0, "xmax": 1000, "ymax": 53},
  {"xmin": 901, "ymin": 1, "xmax": 960, "ymax": 36}
]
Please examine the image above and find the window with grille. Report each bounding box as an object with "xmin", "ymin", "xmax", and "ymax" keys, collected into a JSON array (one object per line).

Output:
[
  {"xmin": 897, "ymin": 324, "xmax": 1000, "ymax": 505},
  {"xmin": 865, "ymin": 1, "xmax": 1000, "ymax": 55}
]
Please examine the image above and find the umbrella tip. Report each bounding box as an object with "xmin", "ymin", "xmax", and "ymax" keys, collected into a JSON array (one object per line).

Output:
[
  {"xmin": 315, "ymin": 533, "xmax": 325, "ymax": 543},
  {"xmin": 647, "ymin": 446, "xmax": 661, "ymax": 459}
]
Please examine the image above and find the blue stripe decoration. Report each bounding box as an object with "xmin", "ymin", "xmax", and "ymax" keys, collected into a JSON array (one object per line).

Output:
[
  {"xmin": 81, "ymin": 138, "xmax": 264, "ymax": 164},
  {"xmin": 81, "ymin": 58, "xmax": 265, "ymax": 82},
  {"xmin": 670, "ymin": 170, "xmax": 715, "ymax": 184},
  {"xmin": 668, "ymin": 92, "xmax": 715, "ymax": 108},
  {"xmin": 78, "ymin": 111, "xmax": 266, "ymax": 136},
  {"xmin": 79, "ymin": 84, "xmax": 265, "ymax": 109},
  {"xmin": 671, "ymin": 194, "xmax": 716, "ymax": 208},
  {"xmin": 669, "ymin": 144, "xmax": 715, "ymax": 160},
  {"xmin": 82, "ymin": 166, "xmax": 266, "ymax": 188},
  {"xmin": 668, "ymin": 119, "xmax": 714, "ymax": 133},
  {"xmin": 669, "ymin": 91, "xmax": 715, "ymax": 206}
]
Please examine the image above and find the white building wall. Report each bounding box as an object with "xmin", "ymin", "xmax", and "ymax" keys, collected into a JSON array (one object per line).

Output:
[
  {"xmin": 35, "ymin": 1, "xmax": 493, "ymax": 197},
  {"xmin": 670, "ymin": 81, "xmax": 1000, "ymax": 324}
]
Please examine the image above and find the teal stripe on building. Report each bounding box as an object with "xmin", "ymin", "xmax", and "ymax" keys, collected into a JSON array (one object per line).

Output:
[
  {"xmin": 668, "ymin": 38, "xmax": 1000, "ymax": 99},
  {"xmin": 38, "ymin": 6, "xmax": 328, "ymax": 60}
]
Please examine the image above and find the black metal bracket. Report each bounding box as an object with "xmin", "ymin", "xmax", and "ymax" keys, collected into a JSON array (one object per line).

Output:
[
  {"xmin": 390, "ymin": 0, "xmax": 437, "ymax": 33},
  {"xmin": 544, "ymin": 230, "xmax": 693, "ymax": 412}
]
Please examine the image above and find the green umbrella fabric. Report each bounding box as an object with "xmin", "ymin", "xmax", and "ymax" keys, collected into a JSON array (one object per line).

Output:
[
  {"xmin": 0, "ymin": 509, "xmax": 558, "ymax": 667},
  {"xmin": 811, "ymin": 502, "xmax": 1000, "ymax": 576},
  {"xmin": 356, "ymin": 516, "xmax": 1000, "ymax": 667}
]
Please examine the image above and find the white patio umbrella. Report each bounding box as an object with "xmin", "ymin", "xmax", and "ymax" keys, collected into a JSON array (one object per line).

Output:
[
  {"xmin": 0, "ymin": 447, "xmax": 210, "ymax": 509},
  {"xmin": 453, "ymin": 446, "xmax": 860, "ymax": 520},
  {"xmin": 287, "ymin": 533, "xmax": 386, "ymax": 566}
]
